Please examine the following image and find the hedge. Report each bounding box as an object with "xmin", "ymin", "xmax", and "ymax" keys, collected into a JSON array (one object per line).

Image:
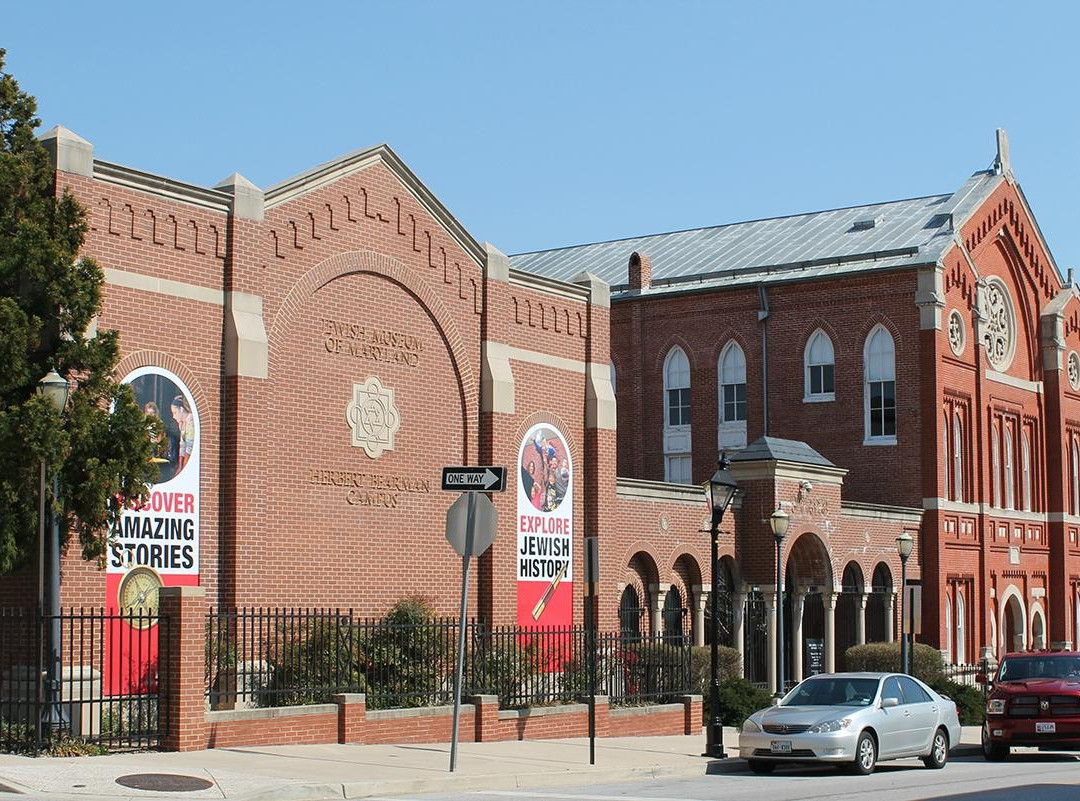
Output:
[{"xmin": 843, "ymin": 642, "xmax": 944, "ymax": 685}]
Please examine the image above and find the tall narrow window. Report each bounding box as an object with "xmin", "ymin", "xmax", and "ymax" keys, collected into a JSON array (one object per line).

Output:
[
  {"xmin": 953, "ymin": 412, "xmax": 964, "ymax": 502},
  {"xmin": 864, "ymin": 326, "xmax": 896, "ymax": 442},
  {"xmin": 942, "ymin": 414, "xmax": 950, "ymax": 501},
  {"xmin": 718, "ymin": 342, "xmax": 747, "ymax": 450},
  {"xmin": 1004, "ymin": 422, "xmax": 1015, "ymax": 510},
  {"xmin": 804, "ymin": 330, "xmax": 835, "ymax": 401},
  {"xmin": 1022, "ymin": 431, "xmax": 1032, "ymax": 512},
  {"xmin": 663, "ymin": 347, "xmax": 692, "ymax": 484},
  {"xmin": 956, "ymin": 590, "xmax": 966, "ymax": 664},
  {"xmin": 991, "ymin": 423, "xmax": 1002, "ymax": 508},
  {"xmin": 1071, "ymin": 437, "xmax": 1079, "ymax": 516},
  {"xmin": 944, "ymin": 593, "xmax": 953, "ymax": 664}
]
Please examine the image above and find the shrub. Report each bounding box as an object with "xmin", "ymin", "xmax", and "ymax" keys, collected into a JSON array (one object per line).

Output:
[
  {"xmin": 843, "ymin": 642, "xmax": 945, "ymax": 685},
  {"xmin": 931, "ymin": 679, "xmax": 985, "ymax": 725},
  {"xmin": 690, "ymin": 645, "xmax": 743, "ymax": 699},
  {"xmin": 715, "ymin": 677, "xmax": 774, "ymax": 726},
  {"xmin": 470, "ymin": 634, "xmax": 542, "ymax": 708},
  {"xmin": 265, "ymin": 617, "xmax": 368, "ymax": 706}
]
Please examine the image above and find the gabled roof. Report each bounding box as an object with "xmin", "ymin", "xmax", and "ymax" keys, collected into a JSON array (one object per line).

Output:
[
  {"xmin": 509, "ymin": 170, "xmax": 1002, "ymax": 295},
  {"xmin": 729, "ymin": 436, "xmax": 835, "ymax": 467}
]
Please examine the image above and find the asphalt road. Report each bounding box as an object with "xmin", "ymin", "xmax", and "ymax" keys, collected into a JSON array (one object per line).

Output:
[{"xmin": 371, "ymin": 752, "xmax": 1080, "ymax": 801}]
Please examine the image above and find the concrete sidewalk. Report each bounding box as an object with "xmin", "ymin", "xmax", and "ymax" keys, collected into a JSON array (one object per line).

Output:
[{"xmin": 0, "ymin": 727, "xmax": 984, "ymax": 801}]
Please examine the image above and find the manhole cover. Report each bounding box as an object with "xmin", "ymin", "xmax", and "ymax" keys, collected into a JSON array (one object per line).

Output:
[{"xmin": 115, "ymin": 773, "xmax": 213, "ymax": 792}]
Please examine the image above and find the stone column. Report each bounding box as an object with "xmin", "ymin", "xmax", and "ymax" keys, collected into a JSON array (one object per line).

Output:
[
  {"xmin": 765, "ymin": 591, "xmax": 777, "ymax": 694},
  {"xmin": 824, "ymin": 591, "xmax": 838, "ymax": 674},
  {"xmin": 651, "ymin": 584, "xmax": 666, "ymax": 641},
  {"xmin": 693, "ymin": 586, "xmax": 708, "ymax": 648},
  {"xmin": 733, "ymin": 589, "xmax": 747, "ymax": 660},
  {"xmin": 885, "ymin": 592, "xmax": 895, "ymax": 642},
  {"xmin": 791, "ymin": 589, "xmax": 806, "ymax": 682},
  {"xmin": 856, "ymin": 593, "xmax": 868, "ymax": 645}
]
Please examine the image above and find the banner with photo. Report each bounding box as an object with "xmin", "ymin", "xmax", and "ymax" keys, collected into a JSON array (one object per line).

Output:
[
  {"xmin": 516, "ymin": 422, "xmax": 573, "ymax": 628},
  {"xmin": 105, "ymin": 366, "xmax": 201, "ymax": 695}
]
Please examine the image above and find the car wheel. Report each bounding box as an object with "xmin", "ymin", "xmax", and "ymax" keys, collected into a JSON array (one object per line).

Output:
[
  {"xmin": 922, "ymin": 727, "xmax": 949, "ymax": 769},
  {"xmin": 849, "ymin": 731, "xmax": 877, "ymax": 775},
  {"xmin": 982, "ymin": 725, "xmax": 1009, "ymax": 762},
  {"xmin": 747, "ymin": 759, "xmax": 775, "ymax": 775}
]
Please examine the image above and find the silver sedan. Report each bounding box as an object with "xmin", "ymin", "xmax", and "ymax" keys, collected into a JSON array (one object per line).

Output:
[{"xmin": 738, "ymin": 672, "xmax": 962, "ymax": 775}]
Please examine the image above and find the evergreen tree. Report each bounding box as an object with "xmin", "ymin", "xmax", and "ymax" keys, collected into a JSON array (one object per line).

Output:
[{"xmin": 0, "ymin": 49, "xmax": 158, "ymax": 574}]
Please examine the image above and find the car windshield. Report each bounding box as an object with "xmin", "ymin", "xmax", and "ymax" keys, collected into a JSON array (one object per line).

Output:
[
  {"xmin": 781, "ymin": 677, "xmax": 879, "ymax": 707},
  {"xmin": 998, "ymin": 656, "xmax": 1080, "ymax": 681}
]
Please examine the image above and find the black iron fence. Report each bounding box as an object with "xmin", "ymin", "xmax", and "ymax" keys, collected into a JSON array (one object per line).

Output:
[
  {"xmin": 0, "ymin": 607, "xmax": 167, "ymax": 753},
  {"xmin": 205, "ymin": 608, "xmax": 692, "ymax": 711}
]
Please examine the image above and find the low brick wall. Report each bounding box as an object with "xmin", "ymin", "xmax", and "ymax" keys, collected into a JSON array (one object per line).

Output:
[
  {"xmin": 364, "ymin": 704, "xmax": 476, "ymax": 744},
  {"xmin": 204, "ymin": 705, "xmax": 339, "ymax": 748}
]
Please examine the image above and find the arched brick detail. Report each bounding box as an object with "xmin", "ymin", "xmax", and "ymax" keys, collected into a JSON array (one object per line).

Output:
[
  {"xmin": 114, "ymin": 350, "xmax": 212, "ymax": 430},
  {"xmin": 512, "ymin": 412, "xmax": 581, "ymax": 466},
  {"xmin": 710, "ymin": 331, "xmax": 752, "ymax": 368},
  {"xmin": 857, "ymin": 315, "xmax": 903, "ymax": 351},
  {"xmin": 669, "ymin": 547, "xmax": 704, "ymax": 588},
  {"xmin": 267, "ymin": 250, "xmax": 478, "ymax": 432},
  {"xmin": 653, "ymin": 336, "xmax": 698, "ymax": 370}
]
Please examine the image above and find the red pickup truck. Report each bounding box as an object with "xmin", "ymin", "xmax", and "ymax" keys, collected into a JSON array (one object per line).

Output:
[{"xmin": 981, "ymin": 652, "xmax": 1080, "ymax": 760}]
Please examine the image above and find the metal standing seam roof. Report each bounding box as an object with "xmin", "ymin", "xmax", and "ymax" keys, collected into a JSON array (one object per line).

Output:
[
  {"xmin": 729, "ymin": 436, "xmax": 836, "ymax": 467},
  {"xmin": 508, "ymin": 170, "xmax": 1003, "ymax": 294}
]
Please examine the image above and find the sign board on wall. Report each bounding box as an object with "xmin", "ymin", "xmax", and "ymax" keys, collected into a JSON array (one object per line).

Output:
[
  {"xmin": 516, "ymin": 423, "xmax": 573, "ymax": 627},
  {"xmin": 105, "ymin": 366, "xmax": 201, "ymax": 694}
]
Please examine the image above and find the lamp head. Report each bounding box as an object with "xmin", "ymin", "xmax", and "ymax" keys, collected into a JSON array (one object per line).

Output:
[
  {"xmin": 37, "ymin": 368, "xmax": 70, "ymax": 413},
  {"xmin": 896, "ymin": 532, "xmax": 914, "ymax": 561},
  {"xmin": 770, "ymin": 507, "xmax": 790, "ymax": 542},
  {"xmin": 706, "ymin": 452, "xmax": 739, "ymax": 528}
]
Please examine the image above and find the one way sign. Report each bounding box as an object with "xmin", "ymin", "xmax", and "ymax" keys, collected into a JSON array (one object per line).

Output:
[{"xmin": 441, "ymin": 466, "xmax": 507, "ymax": 493}]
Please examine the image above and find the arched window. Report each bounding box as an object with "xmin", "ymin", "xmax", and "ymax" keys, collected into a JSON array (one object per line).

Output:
[
  {"xmin": 1072, "ymin": 437, "xmax": 1079, "ymax": 516},
  {"xmin": 864, "ymin": 326, "xmax": 896, "ymax": 442},
  {"xmin": 991, "ymin": 424, "xmax": 1001, "ymax": 508},
  {"xmin": 953, "ymin": 412, "xmax": 964, "ymax": 502},
  {"xmin": 663, "ymin": 586, "xmax": 685, "ymax": 645},
  {"xmin": 804, "ymin": 330, "xmax": 835, "ymax": 401},
  {"xmin": 619, "ymin": 586, "xmax": 642, "ymax": 643},
  {"xmin": 610, "ymin": 363, "xmax": 617, "ymax": 396},
  {"xmin": 942, "ymin": 414, "xmax": 950, "ymax": 501},
  {"xmin": 1022, "ymin": 431, "xmax": 1032, "ymax": 512},
  {"xmin": 663, "ymin": 348, "xmax": 692, "ymax": 483},
  {"xmin": 718, "ymin": 342, "xmax": 747, "ymax": 449},
  {"xmin": 1004, "ymin": 422, "xmax": 1015, "ymax": 510},
  {"xmin": 944, "ymin": 594, "xmax": 953, "ymax": 664},
  {"xmin": 956, "ymin": 590, "xmax": 966, "ymax": 664}
]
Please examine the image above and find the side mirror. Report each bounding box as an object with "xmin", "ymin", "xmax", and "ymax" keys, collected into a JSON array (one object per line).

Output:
[{"xmin": 881, "ymin": 697, "xmax": 899, "ymax": 709}]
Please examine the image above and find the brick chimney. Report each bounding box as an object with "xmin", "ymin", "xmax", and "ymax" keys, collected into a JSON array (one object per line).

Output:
[{"xmin": 629, "ymin": 251, "xmax": 652, "ymax": 291}]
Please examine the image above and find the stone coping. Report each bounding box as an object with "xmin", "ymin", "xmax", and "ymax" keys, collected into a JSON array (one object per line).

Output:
[
  {"xmin": 207, "ymin": 703, "xmax": 337, "ymax": 723},
  {"xmin": 609, "ymin": 702, "xmax": 682, "ymax": 718},
  {"xmin": 367, "ymin": 704, "xmax": 473, "ymax": 720}
]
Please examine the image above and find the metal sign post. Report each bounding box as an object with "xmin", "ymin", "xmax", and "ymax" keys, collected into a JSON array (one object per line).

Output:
[
  {"xmin": 585, "ymin": 537, "xmax": 599, "ymax": 765},
  {"xmin": 443, "ymin": 466, "xmax": 504, "ymax": 773}
]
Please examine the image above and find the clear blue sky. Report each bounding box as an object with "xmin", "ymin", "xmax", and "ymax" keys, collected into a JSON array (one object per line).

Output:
[{"xmin": 5, "ymin": 1, "xmax": 1078, "ymax": 272}]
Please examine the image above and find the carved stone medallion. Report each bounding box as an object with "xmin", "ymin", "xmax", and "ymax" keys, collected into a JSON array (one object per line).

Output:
[
  {"xmin": 1070, "ymin": 352, "xmax": 1080, "ymax": 391},
  {"xmin": 948, "ymin": 309, "xmax": 965, "ymax": 357},
  {"xmin": 346, "ymin": 376, "xmax": 401, "ymax": 459},
  {"xmin": 981, "ymin": 278, "xmax": 1016, "ymax": 371}
]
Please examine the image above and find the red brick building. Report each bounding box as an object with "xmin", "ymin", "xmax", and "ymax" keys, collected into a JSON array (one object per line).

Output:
[
  {"xmin": 513, "ymin": 130, "xmax": 1080, "ymax": 673},
  {"xmin": 8, "ymin": 126, "xmax": 1067, "ymax": 696}
]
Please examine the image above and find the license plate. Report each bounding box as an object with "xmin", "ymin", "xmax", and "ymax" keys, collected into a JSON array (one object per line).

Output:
[
  {"xmin": 1036, "ymin": 722, "xmax": 1056, "ymax": 734},
  {"xmin": 770, "ymin": 740, "xmax": 793, "ymax": 753}
]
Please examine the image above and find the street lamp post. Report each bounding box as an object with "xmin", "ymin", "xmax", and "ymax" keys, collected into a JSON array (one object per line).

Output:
[
  {"xmin": 770, "ymin": 508, "xmax": 790, "ymax": 701},
  {"xmin": 896, "ymin": 532, "xmax": 914, "ymax": 674},
  {"xmin": 37, "ymin": 368, "xmax": 70, "ymax": 732},
  {"xmin": 704, "ymin": 454, "xmax": 738, "ymax": 759}
]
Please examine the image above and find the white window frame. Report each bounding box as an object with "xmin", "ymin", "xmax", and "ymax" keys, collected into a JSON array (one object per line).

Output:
[
  {"xmin": 863, "ymin": 325, "xmax": 897, "ymax": 445},
  {"xmin": 803, "ymin": 329, "xmax": 835, "ymax": 403},
  {"xmin": 663, "ymin": 347, "xmax": 692, "ymax": 483},
  {"xmin": 991, "ymin": 424, "xmax": 1002, "ymax": 508},
  {"xmin": 942, "ymin": 415, "xmax": 950, "ymax": 501},
  {"xmin": 1004, "ymin": 422, "xmax": 1015, "ymax": 510},
  {"xmin": 944, "ymin": 593, "xmax": 953, "ymax": 664},
  {"xmin": 1022, "ymin": 431, "xmax": 1032, "ymax": 512},
  {"xmin": 952, "ymin": 412, "xmax": 964, "ymax": 502},
  {"xmin": 1072, "ymin": 436, "xmax": 1080, "ymax": 517},
  {"xmin": 717, "ymin": 341, "xmax": 747, "ymax": 450},
  {"xmin": 956, "ymin": 589, "xmax": 966, "ymax": 664}
]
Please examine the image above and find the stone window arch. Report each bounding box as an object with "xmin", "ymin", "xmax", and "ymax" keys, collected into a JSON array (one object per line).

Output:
[
  {"xmin": 663, "ymin": 347, "xmax": 692, "ymax": 483},
  {"xmin": 953, "ymin": 412, "xmax": 964, "ymax": 502},
  {"xmin": 804, "ymin": 329, "xmax": 835, "ymax": 402},
  {"xmin": 1022, "ymin": 430, "xmax": 1032, "ymax": 512},
  {"xmin": 717, "ymin": 341, "xmax": 747, "ymax": 450},
  {"xmin": 1004, "ymin": 421, "xmax": 1015, "ymax": 510},
  {"xmin": 956, "ymin": 589, "xmax": 966, "ymax": 664},
  {"xmin": 991, "ymin": 423, "xmax": 1002, "ymax": 508},
  {"xmin": 863, "ymin": 325, "xmax": 896, "ymax": 443}
]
